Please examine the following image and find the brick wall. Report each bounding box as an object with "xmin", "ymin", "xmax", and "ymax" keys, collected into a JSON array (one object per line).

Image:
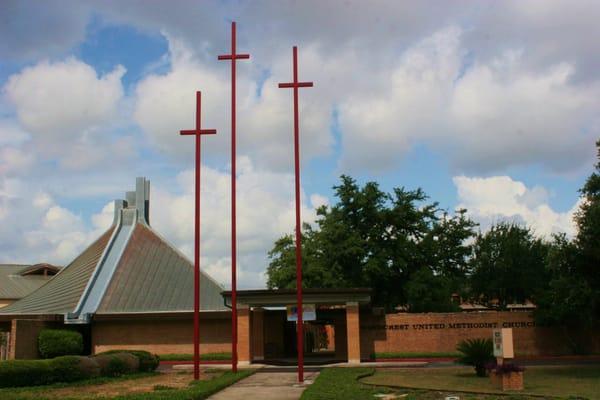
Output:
[
  {"xmin": 92, "ymin": 316, "xmax": 231, "ymax": 355},
  {"xmin": 360, "ymin": 311, "xmax": 600, "ymax": 359},
  {"xmin": 9, "ymin": 319, "xmax": 56, "ymax": 359},
  {"xmin": 346, "ymin": 303, "xmax": 361, "ymax": 363}
]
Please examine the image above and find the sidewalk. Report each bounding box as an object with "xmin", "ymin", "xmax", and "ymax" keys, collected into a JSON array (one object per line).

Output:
[{"xmin": 207, "ymin": 371, "xmax": 319, "ymax": 400}]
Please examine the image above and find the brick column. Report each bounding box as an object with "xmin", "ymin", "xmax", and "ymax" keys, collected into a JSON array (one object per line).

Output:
[
  {"xmin": 237, "ymin": 304, "xmax": 251, "ymax": 364},
  {"xmin": 346, "ymin": 302, "xmax": 361, "ymax": 364},
  {"xmin": 10, "ymin": 319, "xmax": 52, "ymax": 359},
  {"xmin": 252, "ymin": 308, "xmax": 264, "ymax": 361}
]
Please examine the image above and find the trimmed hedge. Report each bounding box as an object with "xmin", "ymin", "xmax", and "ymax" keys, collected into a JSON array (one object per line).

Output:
[
  {"xmin": 95, "ymin": 350, "xmax": 159, "ymax": 372},
  {"xmin": 38, "ymin": 329, "xmax": 83, "ymax": 359},
  {"xmin": 93, "ymin": 353, "xmax": 139, "ymax": 377},
  {"xmin": 0, "ymin": 356, "xmax": 99, "ymax": 388},
  {"xmin": 0, "ymin": 350, "xmax": 159, "ymax": 388}
]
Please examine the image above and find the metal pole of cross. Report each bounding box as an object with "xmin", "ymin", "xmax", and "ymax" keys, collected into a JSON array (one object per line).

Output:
[
  {"xmin": 278, "ymin": 46, "xmax": 313, "ymax": 383},
  {"xmin": 179, "ymin": 91, "xmax": 217, "ymax": 380},
  {"xmin": 217, "ymin": 21, "xmax": 250, "ymax": 373}
]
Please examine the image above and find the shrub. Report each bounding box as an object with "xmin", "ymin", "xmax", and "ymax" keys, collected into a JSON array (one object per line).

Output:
[
  {"xmin": 0, "ymin": 356, "xmax": 100, "ymax": 388},
  {"xmin": 487, "ymin": 362, "xmax": 525, "ymax": 375},
  {"xmin": 51, "ymin": 356, "xmax": 101, "ymax": 382},
  {"xmin": 96, "ymin": 350, "xmax": 159, "ymax": 372},
  {"xmin": 94, "ymin": 352, "xmax": 139, "ymax": 377},
  {"xmin": 38, "ymin": 329, "xmax": 83, "ymax": 359},
  {"xmin": 456, "ymin": 338, "xmax": 494, "ymax": 377},
  {"xmin": 0, "ymin": 359, "xmax": 53, "ymax": 387}
]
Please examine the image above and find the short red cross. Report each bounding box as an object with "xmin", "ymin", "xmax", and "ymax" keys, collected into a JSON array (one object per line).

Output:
[{"xmin": 179, "ymin": 90, "xmax": 216, "ymax": 381}]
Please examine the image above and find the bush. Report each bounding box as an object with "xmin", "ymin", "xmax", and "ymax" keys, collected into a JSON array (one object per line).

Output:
[
  {"xmin": 51, "ymin": 356, "xmax": 101, "ymax": 382},
  {"xmin": 456, "ymin": 338, "xmax": 494, "ymax": 377},
  {"xmin": 93, "ymin": 352, "xmax": 139, "ymax": 377},
  {"xmin": 38, "ymin": 329, "xmax": 83, "ymax": 359},
  {"xmin": 0, "ymin": 356, "xmax": 100, "ymax": 388},
  {"xmin": 487, "ymin": 362, "xmax": 525, "ymax": 375},
  {"xmin": 0, "ymin": 359, "xmax": 53, "ymax": 387},
  {"xmin": 95, "ymin": 350, "xmax": 159, "ymax": 372}
]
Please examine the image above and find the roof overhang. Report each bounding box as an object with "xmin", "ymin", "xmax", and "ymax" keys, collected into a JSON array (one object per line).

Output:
[
  {"xmin": 0, "ymin": 313, "xmax": 63, "ymax": 322},
  {"xmin": 221, "ymin": 288, "xmax": 372, "ymax": 308},
  {"xmin": 93, "ymin": 310, "xmax": 230, "ymax": 321}
]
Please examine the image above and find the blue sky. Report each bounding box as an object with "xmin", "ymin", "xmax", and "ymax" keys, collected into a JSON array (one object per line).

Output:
[{"xmin": 0, "ymin": 1, "xmax": 597, "ymax": 288}]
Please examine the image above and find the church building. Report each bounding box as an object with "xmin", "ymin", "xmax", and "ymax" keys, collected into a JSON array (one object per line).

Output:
[{"xmin": 1, "ymin": 178, "xmax": 595, "ymax": 363}]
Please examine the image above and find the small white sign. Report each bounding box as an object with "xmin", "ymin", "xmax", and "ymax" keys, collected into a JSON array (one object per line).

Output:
[
  {"xmin": 287, "ymin": 304, "xmax": 316, "ymax": 321},
  {"xmin": 493, "ymin": 328, "xmax": 514, "ymax": 359}
]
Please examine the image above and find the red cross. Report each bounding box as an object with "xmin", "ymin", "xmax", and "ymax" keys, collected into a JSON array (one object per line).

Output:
[
  {"xmin": 217, "ymin": 21, "xmax": 250, "ymax": 374},
  {"xmin": 180, "ymin": 90, "xmax": 216, "ymax": 381},
  {"xmin": 278, "ymin": 46, "xmax": 313, "ymax": 383}
]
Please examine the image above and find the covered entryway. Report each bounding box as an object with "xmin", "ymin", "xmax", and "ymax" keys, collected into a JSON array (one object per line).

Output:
[{"xmin": 221, "ymin": 288, "xmax": 371, "ymax": 365}]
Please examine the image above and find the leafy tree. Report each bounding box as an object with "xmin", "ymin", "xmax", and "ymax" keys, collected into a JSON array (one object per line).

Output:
[
  {"xmin": 469, "ymin": 222, "xmax": 549, "ymax": 309},
  {"xmin": 536, "ymin": 140, "xmax": 600, "ymax": 340},
  {"xmin": 572, "ymin": 139, "xmax": 600, "ymax": 324},
  {"xmin": 266, "ymin": 175, "xmax": 477, "ymax": 311},
  {"xmin": 405, "ymin": 267, "xmax": 459, "ymax": 313}
]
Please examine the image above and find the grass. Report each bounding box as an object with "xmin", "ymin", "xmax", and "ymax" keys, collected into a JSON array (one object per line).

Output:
[
  {"xmin": 372, "ymin": 351, "xmax": 460, "ymax": 359},
  {"xmin": 362, "ymin": 365, "xmax": 600, "ymax": 399},
  {"xmin": 112, "ymin": 370, "xmax": 253, "ymax": 400},
  {"xmin": 0, "ymin": 373, "xmax": 158, "ymax": 397},
  {"xmin": 158, "ymin": 353, "xmax": 231, "ymax": 361},
  {"xmin": 0, "ymin": 370, "xmax": 253, "ymax": 400},
  {"xmin": 301, "ymin": 368, "xmax": 393, "ymax": 399}
]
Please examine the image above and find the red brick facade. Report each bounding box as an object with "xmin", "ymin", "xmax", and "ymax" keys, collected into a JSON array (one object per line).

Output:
[
  {"xmin": 92, "ymin": 315, "xmax": 231, "ymax": 355},
  {"xmin": 6, "ymin": 309, "xmax": 599, "ymax": 361},
  {"xmin": 360, "ymin": 310, "xmax": 600, "ymax": 358}
]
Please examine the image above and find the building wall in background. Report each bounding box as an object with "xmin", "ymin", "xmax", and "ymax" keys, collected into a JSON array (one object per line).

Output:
[
  {"xmin": 360, "ymin": 311, "xmax": 599, "ymax": 359},
  {"xmin": 92, "ymin": 315, "xmax": 231, "ymax": 355}
]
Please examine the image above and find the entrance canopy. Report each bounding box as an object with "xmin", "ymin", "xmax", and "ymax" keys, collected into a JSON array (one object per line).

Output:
[
  {"xmin": 221, "ymin": 288, "xmax": 371, "ymax": 308},
  {"xmin": 222, "ymin": 288, "xmax": 371, "ymax": 365}
]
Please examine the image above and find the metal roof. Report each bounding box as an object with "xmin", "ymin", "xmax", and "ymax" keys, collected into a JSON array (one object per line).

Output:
[
  {"xmin": 97, "ymin": 224, "xmax": 226, "ymax": 313},
  {"xmin": 0, "ymin": 177, "xmax": 227, "ymax": 318},
  {"xmin": 0, "ymin": 265, "xmax": 55, "ymax": 300},
  {"xmin": 0, "ymin": 229, "xmax": 114, "ymax": 314},
  {"xmin": 221, "ymin": 288, "xmax": 372, "ymax": 307}
]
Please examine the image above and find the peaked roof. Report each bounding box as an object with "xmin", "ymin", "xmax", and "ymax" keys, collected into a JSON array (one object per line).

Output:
[
  {"xmin": 97, "ymin": 223, "xmax": 225, "ymax": 313},
  {"xmin": 0, "ymin": 177, "xmax": 226, "ymax": 320},
  {"xmin": 0, "ymin": 229, "xmax": 113, "ymax": 314},
  {"xmin": 0, "ymin": 264, "xmax": 60, "ymax": 300}
]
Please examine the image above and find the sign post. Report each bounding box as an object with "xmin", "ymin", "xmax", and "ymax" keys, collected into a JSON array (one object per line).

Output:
[
  {"xmin": 179, "ymin": 91, "xmax": 217, "ymax": 380},
  {"xmin": 287, "ymin": 304, "xmax": 316, "ymax": 322},
  {"xmin": 493, "ymin": 328, "xmax": 514, "ymax": 365},
  {"xmin": 278, "ymin": 46, "xmax": 313, "ymax": 383},
  {"xmin": 217, "ymin": 21, "xmax": 250, "ymax": 374}
]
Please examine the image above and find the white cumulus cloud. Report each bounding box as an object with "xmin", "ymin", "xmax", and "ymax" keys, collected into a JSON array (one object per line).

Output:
[{"xmin": 453, "ymin": 175, "xmax": 580, "ymax": 237}]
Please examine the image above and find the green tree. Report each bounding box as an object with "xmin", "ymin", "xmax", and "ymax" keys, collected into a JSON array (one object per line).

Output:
[
  {"xmin": 572, "ymin": 139, "xmax": 600, "ymax": 323},
  {"xmin": 405, "ymin": 267, "xmax": 459, "ymax": 313},
  {"xmin": 469, "ymin": 222, "xmax": 549, "ymax": 309},
  {"xmin": 536, "ymin": 140, "xmax": 600, "ymax": 339},
  {"xmin": 266, "ymin": 175, "xmax": 477, "ymax": 311}
]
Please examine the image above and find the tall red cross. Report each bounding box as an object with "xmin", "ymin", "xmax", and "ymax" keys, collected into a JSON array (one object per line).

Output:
[
  {"xmin": 180, "ymin": 91, "xmax": 217, "ymax": 381},
  {"xmin": 278, "ymin": 46, "xmax": 313, "ymax": 383},
  {"xmin": 217, "ymin": 21, "xmax": 250, "ymax": 374}
]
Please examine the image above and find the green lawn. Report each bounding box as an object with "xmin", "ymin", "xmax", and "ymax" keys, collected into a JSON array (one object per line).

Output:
[
  {"xmin": 0, "ymin": 370, "xmax": 253, "ymax": 400},
  {"xmin": 158, "ymin": 353, "xmax": 231, "ymax": 361},
  {"xmin": 372, "ymin": 351, "xmax": 460, "ymax": 359},
  {"xmin": 301, "ymin": 368, "xmax": 392, "ymax": 400},
  {"xmin": 363, "ymin": 365, "xmax": 600, "ymax": 399}
]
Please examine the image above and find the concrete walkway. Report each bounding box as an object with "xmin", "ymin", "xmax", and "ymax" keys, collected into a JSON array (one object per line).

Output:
[{"xmin": 207, "ymin": 371, "xmax": 319, "ymax": 400}]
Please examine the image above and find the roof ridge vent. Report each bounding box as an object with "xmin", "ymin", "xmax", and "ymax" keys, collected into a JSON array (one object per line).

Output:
[{"xmin": 112, "ymin": 177, "xmax": 150, "ymax": 226}]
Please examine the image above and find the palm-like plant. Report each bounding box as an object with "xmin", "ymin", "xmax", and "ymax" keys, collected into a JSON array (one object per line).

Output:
[{"xmin": 456, "ymin": 338, "xmax": 494, "ymax": 377}]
